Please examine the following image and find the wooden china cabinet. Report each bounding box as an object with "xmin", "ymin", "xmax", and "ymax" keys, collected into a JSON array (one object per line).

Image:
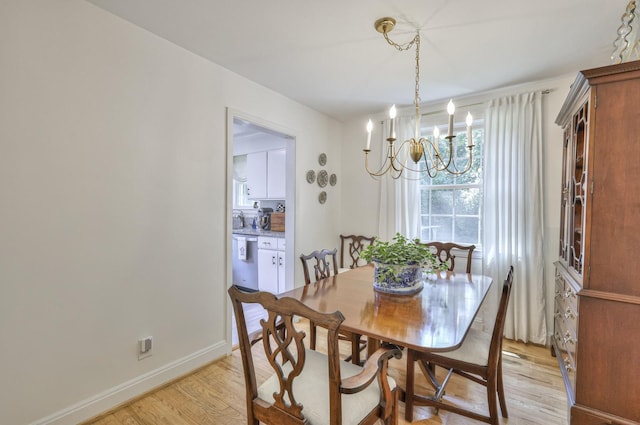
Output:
[{"xmin": 554, "ymin": 60, "xmax": 640, "ymax": 425}]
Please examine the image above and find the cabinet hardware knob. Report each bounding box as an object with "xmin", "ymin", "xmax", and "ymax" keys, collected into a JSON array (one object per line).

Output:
[{"xmin": 563, "ymin": 357, "xmax": 573, "ymax": 372}]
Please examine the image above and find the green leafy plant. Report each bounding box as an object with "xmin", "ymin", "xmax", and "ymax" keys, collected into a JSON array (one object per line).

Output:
[{"xmin": 361, "ymin": 233, "xmax": 447, "ymax": 284}]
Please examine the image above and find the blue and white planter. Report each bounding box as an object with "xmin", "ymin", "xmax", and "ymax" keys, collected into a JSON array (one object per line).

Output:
[{"xmin": 372, "ymin": 262, "xmax": 424, "ymax": 295}]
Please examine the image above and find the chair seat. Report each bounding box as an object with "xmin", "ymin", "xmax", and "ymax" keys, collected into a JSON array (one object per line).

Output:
[
  {"xmin": 431, "ymin": 329, "xmax": 491, "ymax": 366},
  {"xmin": 258, "ymin": 348, "xmax": 397, "ymax": 425}
]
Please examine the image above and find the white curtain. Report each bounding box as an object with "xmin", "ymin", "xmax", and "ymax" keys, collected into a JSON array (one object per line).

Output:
[
  {"xmin": 377, "ymin": 115, "xmax": 421, "ymax": 241},
  {"xmin": 483, "ymin": 91, "xmax": 547, "ymax": 344}
]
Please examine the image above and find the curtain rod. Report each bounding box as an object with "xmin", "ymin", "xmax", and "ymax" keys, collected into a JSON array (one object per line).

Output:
[{"xmin": 417, "ymin": 89, "xmax": 552, "ymax": 118}]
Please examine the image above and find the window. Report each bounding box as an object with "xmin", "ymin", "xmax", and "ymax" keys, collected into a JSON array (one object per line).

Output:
[
  {"xmin": 232, "ymin": 154, "xmax": 253, "ymax": 209},
  {"xmin": 233, "ymin": 179, "xmax": 252, "ymax": 209},
  {"xmin": 419, "ymin": 117, "xmax": 484, "ymax": 248}
]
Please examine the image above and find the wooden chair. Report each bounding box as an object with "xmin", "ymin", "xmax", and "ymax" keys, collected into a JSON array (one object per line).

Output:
[
  {"xmin": 339, "ymin": 234, "xmax": 376, "ymax": 269},
  {"xmin": 300, "ymin": 248, "xmax": 366, "ymax": 365},
  {"xmin": 404, "ymin": 266, "xmax": 514, "ymax": 424},
  {"xmin": 300, "ymin": 248, "xmax": 340, "ymax": 284},
  {"xmin": 422, "ymin": 241, "xmax": 476, "ymax": 273},
  {"xmin": 228, "ymin": 286, "xmax": 402, "ymax": 425}
]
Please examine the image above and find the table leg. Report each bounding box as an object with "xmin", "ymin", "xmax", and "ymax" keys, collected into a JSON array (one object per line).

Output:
[{"xmin": 366, "ymin": 336, "xmax": 381, "ymax": 358}]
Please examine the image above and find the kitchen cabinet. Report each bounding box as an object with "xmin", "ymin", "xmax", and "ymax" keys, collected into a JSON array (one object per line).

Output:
[
  {"xmin": 554, "ymin": 60, "xmax": 640, "ymax": 424},
  {"xmin": 246, "ymin": 149, "xmax": 286, "ymax": 200},
  {"xmin": 257, "ymin": 236, "xmax": 286, "ymax": 294}
]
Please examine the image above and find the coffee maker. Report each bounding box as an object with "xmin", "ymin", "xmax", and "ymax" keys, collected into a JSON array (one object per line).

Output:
[{"xmin": 257, "ymin": 208, "xmax": 273, "ymax": 230}]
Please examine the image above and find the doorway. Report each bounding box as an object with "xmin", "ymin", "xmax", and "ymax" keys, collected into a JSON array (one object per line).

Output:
[{"xmin": 226, "ymin": 109, "xmax": 296, "ymax": 345}]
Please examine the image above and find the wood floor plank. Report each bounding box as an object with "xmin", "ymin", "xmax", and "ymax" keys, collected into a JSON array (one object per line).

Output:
[
  {"xmin": 86, "ymin": 321, "xmax": 567, "ymax": 425},
  {"xmin": 112, "ymin": 408, "xmax": 140, "ymax": 425}
]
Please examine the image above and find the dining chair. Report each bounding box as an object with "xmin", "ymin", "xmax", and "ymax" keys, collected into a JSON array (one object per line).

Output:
[
  {"xmin": 339, "ymin": 234, "xmax": 376, "ymax": 270},
  {"xmin": 404, "ymin": 266, "xmax": 514, "ymax": 424},
  {"xmin": 421, "ymin": 241, "xmax": 476, "ymax": 273},
  {"xmin": 228, "ymin": 286, "xmax": 402, "ymax": 425},
  {"xmin": 300, "ymin": 248, "xmax": 367, "ymax": 365}
]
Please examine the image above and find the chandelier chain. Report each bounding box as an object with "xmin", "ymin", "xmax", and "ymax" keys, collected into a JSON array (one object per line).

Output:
[
  {"xmin": 612, "ymin": 1, "xmax": 639, "ymax": 63},
  {"xmin": 414, "ymin": 33, "xmax": 421, "ymax": 113},
  {"xmin": 382, "ymin": 30, "xmax": 419, "ymax": 52}
]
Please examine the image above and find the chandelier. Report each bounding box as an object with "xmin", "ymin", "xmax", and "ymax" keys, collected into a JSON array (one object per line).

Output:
[
  {"xmin": 611, "ymin": 1, "xmax": 640, "ymax": 63},
  {"xmin": 364, "ymin": 17, "xmax": 474, "ymax": 180}
]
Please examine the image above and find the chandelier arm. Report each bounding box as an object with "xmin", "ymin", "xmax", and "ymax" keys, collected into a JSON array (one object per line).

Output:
[
  {"xmin": 420, "ymin": 147, "xmax": 440, "ymax": 179},
  {"xmin": 427, "ymin": 138, "xmax": 446, "ymax": 167},
  {"xmin": 435, "ymin": 136, "xmax": 456, "ymax": 172},
  {"xmin": 440, "ymin": 146, "xmax": 475, "ymax": 176},
  {"xmin": 449, "ymin": 147, "xmax": 474, "ymax": 175},
  {"xmin": 418, "ymin": 138, "xmax": 442, "ymax": 177},
  {"xmin": 364, "ymin": 150, "xmax": 394, "ymax": 177}
]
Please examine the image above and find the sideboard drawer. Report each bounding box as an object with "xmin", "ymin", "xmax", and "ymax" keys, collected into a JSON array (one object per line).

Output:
[{"xmin": 553, "ymin": 267, "xmax": 579, "ymax": 403}]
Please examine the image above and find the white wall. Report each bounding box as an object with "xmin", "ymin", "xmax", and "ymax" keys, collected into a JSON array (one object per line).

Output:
[
  {"xmin": 339, "ymin": 75, "xmax": 577, "ymax": 342},
  {"xmin": 0, "ymin": 1, "xmax": 342, "ymax": 424}
]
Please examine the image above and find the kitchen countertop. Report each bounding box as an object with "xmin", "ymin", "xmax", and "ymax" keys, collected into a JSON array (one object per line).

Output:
[{"xmin": 232, "ymin": 228, "xmax": 285, "ymax": 237}]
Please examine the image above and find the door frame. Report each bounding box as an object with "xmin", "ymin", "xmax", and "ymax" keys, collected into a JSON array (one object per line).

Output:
[{"xmin": 225, "ymin": 108, "xmax": 296, "ymax": 346}]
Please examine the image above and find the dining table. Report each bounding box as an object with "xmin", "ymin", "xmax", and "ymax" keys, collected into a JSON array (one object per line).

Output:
[{"xmin": 278, "ymin": 264, "xmax": 494, "ymax": 356}]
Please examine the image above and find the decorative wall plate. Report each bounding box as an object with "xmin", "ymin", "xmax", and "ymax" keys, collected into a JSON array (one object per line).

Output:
[
  {"xmin": 329, "ymin": 173, "xmax": 337, "ymax": 186},
  {"xmin": 317, "ymin": 170, "xmax": 328, "ymax": 187},
  {"xmin": 319, "ymin": 191, "xmax": 327, "ymax": 204},
  {"xmin": 318, "ymin": 153, "xmax": 327, "ymax": 166},
  {"xmin": 306, "ymin": 170, "xmax": 316, "ymax": 183}
]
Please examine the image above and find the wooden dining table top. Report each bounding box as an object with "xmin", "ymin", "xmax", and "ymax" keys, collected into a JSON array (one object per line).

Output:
[{"xmin": 278, "ymin": 264, "xmax": 493, "ymax": 353}]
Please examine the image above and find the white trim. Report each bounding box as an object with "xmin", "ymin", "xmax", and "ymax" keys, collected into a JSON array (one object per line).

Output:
[{"xmin": 30, "ymin": 342, "xmax": 229, "ymax": 425}]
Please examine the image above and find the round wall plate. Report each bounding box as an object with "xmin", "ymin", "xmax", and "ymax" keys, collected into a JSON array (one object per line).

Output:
[
  {"xmin": 317, "ymin": 170, "xmax": 328, "ymax": 187},
  {"xmin": 318, "ymin": 153, "xmax": 327, "ymax": 166},
  {"xmin": 319, "ymin": 191, "xmax": 327, "ymax": 204},
  {"xmin": 306, "ymin": 170, "xmax": 316, "ymax": 183},
  {"xmin": 329, "ymin": 173, "xmax": 337, "ymax": 186}
]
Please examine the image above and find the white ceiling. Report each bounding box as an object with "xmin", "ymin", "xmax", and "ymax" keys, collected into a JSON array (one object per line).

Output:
[{"xmin": 86, "ymin": 0, "xmax": 627, "ymax": 122}]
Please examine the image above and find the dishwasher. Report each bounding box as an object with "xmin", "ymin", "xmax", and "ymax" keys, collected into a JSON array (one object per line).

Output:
[{"xmin": 232, "ymin": 235, "xmax": 259, "ymax": 291}]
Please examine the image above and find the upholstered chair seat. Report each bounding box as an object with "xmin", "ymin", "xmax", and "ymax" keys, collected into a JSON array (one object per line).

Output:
[{"xmin": 259, "ymin": 348, "xmax": 397, "ymax": 425}]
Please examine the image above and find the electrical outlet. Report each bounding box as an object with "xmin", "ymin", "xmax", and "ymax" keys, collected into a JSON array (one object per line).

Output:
[{"xmin": 138, "ymin": 336, "xmax": 152, "ymax": 360}]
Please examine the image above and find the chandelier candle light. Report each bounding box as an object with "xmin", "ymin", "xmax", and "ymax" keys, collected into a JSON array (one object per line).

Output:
[{"xmin": 364, "ymin": 17, "xmax": 474, "ymax": 180}]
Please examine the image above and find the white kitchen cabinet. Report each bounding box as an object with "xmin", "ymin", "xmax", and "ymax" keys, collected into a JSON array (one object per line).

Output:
[
  {"xmin": 247, "ymin": 149, "xmax": 286, "ymax": 200},
  {"xmin": 246, "ymin": 151, "xmax": 267, "ymax": 199},
  {"xmin": 257, "ymin": 236, "xmax": 286, "ymax": 294},
  {"xmin": 267, "ymin": 149, "xmax": 286, "ymax": 199}
]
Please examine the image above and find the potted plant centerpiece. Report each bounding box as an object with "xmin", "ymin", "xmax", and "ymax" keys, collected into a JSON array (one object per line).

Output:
[{"xmin": 361, "ymin": 233, "xmax": 445, "ymax": 295}]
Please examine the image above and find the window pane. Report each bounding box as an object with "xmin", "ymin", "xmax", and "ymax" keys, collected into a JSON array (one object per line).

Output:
[
  {"xmin": 431, "ymin": 169, "xmax": 455, "ymax": 186},
  {"xmin": 420, "ymin": 189, "xmax": 430, "ymax": 213},
  {"xmin": 431, "ymin": 216, "xmax": 452, "ymax": 241},
  {"xmin": 431, "ymin": 189, "xmax": 453, "ymax": 214},
  {"xmin": 421, "ymin": 225, "xmax": 437, "ymax": 242},
  {"xmin": 454, "ymin": 188, "xmax": 480, "ymax": 215},
  {"xmin": 421, "ymin": 215, "xmax": 430, "ymax": 227},
  {"xmin": 454, "ymin": 130, "xmax": 483, "ymax": 184},
  {"xmin": 455, "ymin": 217, "xmax": 480, "ymax": 245}
]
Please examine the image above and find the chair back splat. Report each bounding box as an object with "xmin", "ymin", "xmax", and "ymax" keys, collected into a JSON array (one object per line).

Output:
[
  {"xmin": 300, "ymin": 248, "xmax": 339, "ymax": 285},
  {"xmin": 339, "ymin": 234, "xmax": 376, "ymax": 269},
  {"xmin": 228, "ymin": 286, "xmax": 401, "ymax": 425},
  {"xmin": 421, "ymin": 241, "xmax": 475, "ymax": 273}
]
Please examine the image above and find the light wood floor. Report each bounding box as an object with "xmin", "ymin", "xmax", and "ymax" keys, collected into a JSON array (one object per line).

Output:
[{"xmin": 85, "ymin": 318, "xmax": 568, "ymax": 425}]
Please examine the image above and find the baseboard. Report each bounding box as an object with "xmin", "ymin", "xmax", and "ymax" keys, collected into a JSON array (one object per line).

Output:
[{"xmin": 30, "ymin": 341, "xmax": 229, "ymax": 425}]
